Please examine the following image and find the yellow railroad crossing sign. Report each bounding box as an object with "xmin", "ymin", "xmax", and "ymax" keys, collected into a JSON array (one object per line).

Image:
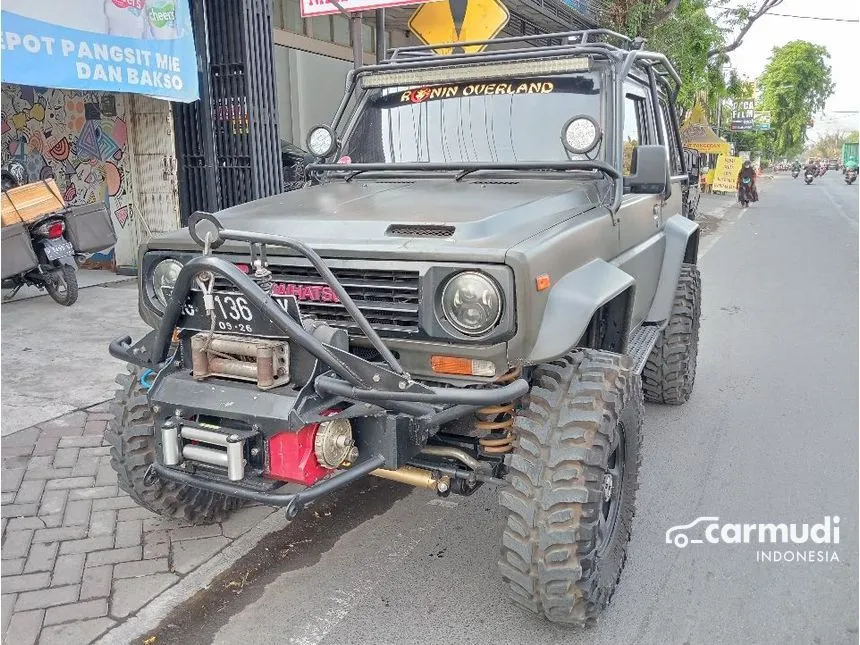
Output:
[{"xmin": 408, "ymin": 0, "xmax": 510, "ymax": 55}]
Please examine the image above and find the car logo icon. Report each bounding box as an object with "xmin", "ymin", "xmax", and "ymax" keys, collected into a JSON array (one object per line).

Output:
[{"xmin": 665, "ymin": 517, "xmax": 720, "ymax": 548}]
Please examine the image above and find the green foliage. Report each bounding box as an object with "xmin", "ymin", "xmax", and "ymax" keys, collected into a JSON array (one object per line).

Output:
[
  {"xmin": 758, "ymin": 41, "xmax": 835, "ymax": 157},
  {"xmin": 846, "ymin": 131, "xmax": 860, "ymax": 144},
  {"xmin": 807, "ymin": 130, "xmax": 859, "ymax": 159}
]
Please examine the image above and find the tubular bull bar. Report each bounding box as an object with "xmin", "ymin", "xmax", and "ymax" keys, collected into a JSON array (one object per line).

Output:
[{"xmin": 109, "ymin": 213, "xmax": 528, "ymax": 515}]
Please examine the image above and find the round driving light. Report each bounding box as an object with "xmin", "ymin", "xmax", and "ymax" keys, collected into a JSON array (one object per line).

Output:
[
  {"xmin": 152, "ymin": 259, "xmax": 183, "ymax": 308},
  {"xmin": 306, "ymin": 125, "xmax": 337, "ymax": 158},
  {"xmin": 562, "ymin": 115, "xmax": 601, "ymax": 154},
  {"xmin": 441, "ymin": 272, "xmax": 502, "ymax": 336}
]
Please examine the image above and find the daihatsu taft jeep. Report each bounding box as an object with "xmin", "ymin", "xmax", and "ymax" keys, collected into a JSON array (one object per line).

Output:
[{"xmin": 107, "ymin": 29, "xmax": 701, "ymax": 626}]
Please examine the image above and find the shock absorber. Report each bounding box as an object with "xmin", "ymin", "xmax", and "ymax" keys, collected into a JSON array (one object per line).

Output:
[{"xmin": 475, "ymin": 366, "xmax": 523, "ymax": 454}]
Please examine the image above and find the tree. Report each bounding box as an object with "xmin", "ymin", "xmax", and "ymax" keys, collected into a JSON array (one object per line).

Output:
[
  {"xmin": 603, "ymin": 0, "xmax": 779, "ymax": 117},
  {"xmin": 807, "ymin": 130, "xmax": 860, "ymax": 159},
  {"xmin": 757, "ymin": 41, "xmax": 835, "ymax": 157},
  {"xmin": 706, "ymin": 0, "xmax": 783, "ymax": 58}
]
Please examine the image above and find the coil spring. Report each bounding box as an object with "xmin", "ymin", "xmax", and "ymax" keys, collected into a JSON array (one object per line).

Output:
[{"xmin": 475, "ymin": 366, "xmax": 523, "ymax": 454}]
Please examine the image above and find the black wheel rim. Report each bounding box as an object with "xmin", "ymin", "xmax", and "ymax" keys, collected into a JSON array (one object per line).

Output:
[{"xmin": 595, "ymin": 422, "xmax": 625, "ymax": 556}]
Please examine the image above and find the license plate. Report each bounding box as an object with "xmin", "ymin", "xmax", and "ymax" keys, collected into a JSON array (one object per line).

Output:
[
  {"xmin": 178, "ymin": 290, "xmax": 300, "ymax": 338},
  {"xmin": 43, "ymin": 239, "xmax": 74, "ymax": 261}
]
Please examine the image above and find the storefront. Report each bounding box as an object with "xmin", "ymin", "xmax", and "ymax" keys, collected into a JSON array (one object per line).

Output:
[
  {"xmin": 0, "ymin": 86, "xmax": 179, "ymax": 271},
  {"xmin": 1, "ymin": 0, "xmax": 197, "ymax": 271}
]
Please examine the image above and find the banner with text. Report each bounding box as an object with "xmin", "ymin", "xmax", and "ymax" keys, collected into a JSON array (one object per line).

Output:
[
  {"xmin": 0, "ymin": 0, "xmax": 198, "ymax": 102},
  {"xmin": 712, "ymin": 154, "xmax": 742, "ymax": 193}
]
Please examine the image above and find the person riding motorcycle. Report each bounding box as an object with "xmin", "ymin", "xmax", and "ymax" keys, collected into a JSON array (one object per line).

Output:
[
  {"xmin": 736, "ymin": 159, "xmax": 758, "ymax": 203},
  {"xmin": 791, "ymin": 160, "xmax": 801, "ymax": 173}
]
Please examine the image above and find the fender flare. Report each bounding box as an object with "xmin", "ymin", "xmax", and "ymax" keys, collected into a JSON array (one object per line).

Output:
[
  {"xmin": 526, "ymin": 259, "xmax": 635, "ymax": 364},
  {"xmin": 646, "ymin": 214, "xmax": 699, "ymax": 324}
]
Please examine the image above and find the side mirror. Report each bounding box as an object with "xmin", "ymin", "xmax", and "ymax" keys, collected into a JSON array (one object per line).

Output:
[{"xmin": 624, "ymin": 145, "xmax": 669, "ymax": 195}]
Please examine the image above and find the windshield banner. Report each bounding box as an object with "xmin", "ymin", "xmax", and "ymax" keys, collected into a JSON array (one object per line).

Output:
[
  {"xmin": 0, "ymin": 0, "xmax": 198, "ymax": 103},
  {"xmin": 373, "ymin": 76, "xmax": 599, "ymax": 108}
]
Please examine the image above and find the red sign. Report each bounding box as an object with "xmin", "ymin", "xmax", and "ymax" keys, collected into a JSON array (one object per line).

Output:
[
  {"xmin": 301, "ymin": 0, "xmax": 442, "ymax": 18},
  {"xmin": 272, "ymin": 283, "xmax": 341, "ymax": 303}
]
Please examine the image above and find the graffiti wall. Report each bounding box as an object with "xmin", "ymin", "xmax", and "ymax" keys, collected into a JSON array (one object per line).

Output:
[{"xmin": 1, "ymin": 84, "xmax": 133, "ymax": 266}]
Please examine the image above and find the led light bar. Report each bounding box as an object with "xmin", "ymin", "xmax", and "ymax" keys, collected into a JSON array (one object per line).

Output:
[{"xmin": 361, "ymin": 57, "xmax": 590, "ymax": 89}]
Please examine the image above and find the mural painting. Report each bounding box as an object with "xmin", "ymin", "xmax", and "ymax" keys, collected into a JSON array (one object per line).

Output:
[{"xmin": 1, "ymin": 84, "xmax": 134, "ymax": 265}]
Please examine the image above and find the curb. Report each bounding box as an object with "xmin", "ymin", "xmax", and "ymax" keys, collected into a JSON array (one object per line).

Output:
[{"xmin": 93, "ymin": 510, "xmax": 288, "ymax": 644}]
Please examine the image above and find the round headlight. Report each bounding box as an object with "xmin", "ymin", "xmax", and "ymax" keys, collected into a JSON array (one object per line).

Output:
[
  {"xmin": 562, "ymin": 115, "xmax": 601, "ymax": 155},
  {"xmin": 441, "ymin": 272, "xmax": 502, "ymax": 336},
  {"xmin": 152, "ymin": 259, "xmax": 183, "ymax": 308},
  {"xmin": 306, "ymin": 124, "xmax": 337, "ymax": 158}
]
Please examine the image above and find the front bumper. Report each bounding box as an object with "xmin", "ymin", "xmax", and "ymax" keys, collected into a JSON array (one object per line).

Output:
[{"xmin": 110, "ymin": 219, "xmax": 528, "ymax": 514}]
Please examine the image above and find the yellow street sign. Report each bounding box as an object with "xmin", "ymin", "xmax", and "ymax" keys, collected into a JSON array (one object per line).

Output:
[{"xmin": 408, "ymin": 0, "xmax": 510, "ymax": 55}]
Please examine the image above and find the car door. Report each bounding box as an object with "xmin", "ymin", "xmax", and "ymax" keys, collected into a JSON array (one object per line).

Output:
[{"xmin": 614, "ymin": 81, "xmax": 666, "ymax": 328}]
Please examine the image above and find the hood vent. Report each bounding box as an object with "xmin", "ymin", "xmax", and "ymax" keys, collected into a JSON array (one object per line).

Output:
[{"xmin": 386, "ymin": 224, "xmax": 455, "ymax": 238}]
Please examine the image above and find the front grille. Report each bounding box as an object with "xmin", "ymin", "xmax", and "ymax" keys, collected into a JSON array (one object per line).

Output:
[{"xmin": 215, "ymin": 263, "xmax": 421, "ymax": 336}]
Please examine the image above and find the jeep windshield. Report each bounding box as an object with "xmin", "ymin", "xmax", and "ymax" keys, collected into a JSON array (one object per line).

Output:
[{"xmin": 338, "ymin": 72, "xmax": 604, "ymax": 171}]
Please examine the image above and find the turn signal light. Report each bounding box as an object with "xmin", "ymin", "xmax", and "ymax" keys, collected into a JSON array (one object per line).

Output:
[{"xmin": 431, "ymin": 355, "xmax": 496, "ymax": 377}]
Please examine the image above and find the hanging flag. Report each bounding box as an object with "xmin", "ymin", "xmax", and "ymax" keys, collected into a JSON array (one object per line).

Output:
[{"xmin": 0, "ymin": 0, "xmax": 199, "ymax": 102}]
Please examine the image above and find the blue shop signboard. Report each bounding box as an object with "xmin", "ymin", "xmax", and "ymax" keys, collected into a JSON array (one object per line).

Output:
[{"xmin": 0, "ymin": 0, "xmax": 198, "ymax": 102}]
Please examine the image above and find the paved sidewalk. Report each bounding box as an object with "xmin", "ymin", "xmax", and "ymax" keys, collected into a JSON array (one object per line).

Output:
[{"xmin": 1, "ymin": 405, "xmax": 278, "ymax": 645}]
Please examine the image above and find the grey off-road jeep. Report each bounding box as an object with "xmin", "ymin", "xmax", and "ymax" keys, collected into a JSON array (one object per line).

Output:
[{"xmin": 108, "ymin": 29, "xmax": 701, "ymax": 626}]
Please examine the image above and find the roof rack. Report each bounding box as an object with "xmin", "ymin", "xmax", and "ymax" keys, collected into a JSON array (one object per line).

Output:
[
  {"xmin": 385, "ymin": 29, "xmax": 640, "ymax": 61},
  {"xmin": 370, "ymin": 28, "xmax": 680, "ymax": 96}
]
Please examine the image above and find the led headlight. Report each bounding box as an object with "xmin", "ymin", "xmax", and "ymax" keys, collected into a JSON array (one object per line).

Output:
[
  {"xmin": 441, "ymin": 271, "xmax": 502, "ymax": 336},
  {"xmin": 151, "ymin": 258, "xmax": 183, "ymax": 308}
]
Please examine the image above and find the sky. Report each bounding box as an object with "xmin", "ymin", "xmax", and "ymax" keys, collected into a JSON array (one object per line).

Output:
[{"xmin": 725, "ymin": 0, "xmax": 859, "ymax": 138}]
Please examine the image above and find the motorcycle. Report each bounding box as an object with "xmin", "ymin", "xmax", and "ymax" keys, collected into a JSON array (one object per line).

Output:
[
  {"xmin": 1, "ymin": 163, "xmax": 79, "ymax": 306},
  {"xmin": 791, "ymin": 168, "xmax": 800, "ymax": 179},
  {"xmin": 804, "ymin": 170, "xmax": 815, "ymax": 185},
  {"xmin": 846, "ymin": 168, "xmax": 858, "ymax": 185},
  {"xmin": 738, "ymin": 176, "xmax": 755, "ymax": 207}
]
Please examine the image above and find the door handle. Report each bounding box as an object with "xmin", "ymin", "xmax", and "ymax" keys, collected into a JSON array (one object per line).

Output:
[{"xmin": 653, "ymin": 203, "xmax": 660, "ymax": 224}]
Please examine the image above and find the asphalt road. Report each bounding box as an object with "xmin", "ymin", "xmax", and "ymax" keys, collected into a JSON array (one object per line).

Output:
[{"xmin": 147, "ymin": 173, "xmax": 859, "ymax": 645}]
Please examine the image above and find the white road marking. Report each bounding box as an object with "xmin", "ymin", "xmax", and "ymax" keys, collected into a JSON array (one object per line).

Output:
[{"xmin": 821, "ymin": 183, "xmax": 859, "ymax": 230}]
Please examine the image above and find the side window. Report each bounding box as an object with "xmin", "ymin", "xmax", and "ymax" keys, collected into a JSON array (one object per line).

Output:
[
  {"xmin": 659, "ymin": 100, "xmax": 682, "ymax": 175},
  {"xmin": 622, "ymin": 95, "xmax": 646, "ymax": 175}
]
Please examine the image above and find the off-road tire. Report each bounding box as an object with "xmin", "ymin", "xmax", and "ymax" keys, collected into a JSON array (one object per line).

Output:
[
  {"xmin": 499, "ymin": 350, "xmax": 643, "ymax": 626},
  {"xmin": 105, "ymin": 365, "xmax": 241, "ymax": 524},
  {"xmin": 45, "ymin": 264, "xmax": 78, "ymax": 306},
  {"xmin": 642, "ymin": 263, "xmax": 701, "ymax": 405}
]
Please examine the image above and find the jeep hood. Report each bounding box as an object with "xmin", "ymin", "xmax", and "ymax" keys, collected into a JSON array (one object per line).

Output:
[{"xmin": 150, "ymin": 179, "xmax": 601, "ymax": 263}]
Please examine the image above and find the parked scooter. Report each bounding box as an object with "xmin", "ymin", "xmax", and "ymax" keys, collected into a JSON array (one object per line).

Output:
[
  {"xmin": 1, "ymin": 163, "xmax": 79, "ymax": 306},
  {"xmin": 845, "ymin": 167, "xmax": 857, "ymax": 185}
]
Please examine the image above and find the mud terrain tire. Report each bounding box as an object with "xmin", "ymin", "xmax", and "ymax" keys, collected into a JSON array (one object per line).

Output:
[
  {"xmin": 642, "ymin": 263, "xmax": 701, "ymax": 405},
  {"xmin": 105, "ymin": 365, "xmax": 240, "ymax": 524},
  {"xmin": 499, "ymin": 350, "xmax": 643, "ymax": 626}
]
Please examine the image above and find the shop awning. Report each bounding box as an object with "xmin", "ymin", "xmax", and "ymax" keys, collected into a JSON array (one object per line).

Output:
[
  {"xmin": 1, "ymin": 0, "xmax": 199, "ymax": 102},
  {"xmin": 681, "ymin": 101, "xmax": 730, "ymax": 157}
]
